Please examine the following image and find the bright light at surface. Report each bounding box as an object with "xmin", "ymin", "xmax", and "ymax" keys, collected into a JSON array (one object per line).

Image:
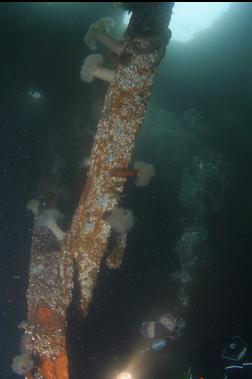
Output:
[
  {"xmin": 170, "ymin": 2, "xmax": 231, "ymax": 42},
  {"xmin": 123, "ymin": 3, "xmax": 231, "ymax": 43},
  {"xmin": 116, "ymin": 372, "xmax": 133, "ymax": 379},
  {"xmin": 123, "ymin": 11, "xmax": 132, "ymax": 26}
]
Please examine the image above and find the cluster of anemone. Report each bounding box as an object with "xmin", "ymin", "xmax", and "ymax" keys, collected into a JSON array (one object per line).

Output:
[
  {"xmin": 12, "ymin": 352, "xmax": 34, "ymax": 376},
  {"xmin": 105, "ymin": 162, "xmax": 156, "ymax": 235},
  {"xmin": 105, "ymin": 206, "xmax": 135, "ymax": 235},
  {"xmin": 80, "ymin": 53, "xmax": 115, "ymax": 83},
  {"xmin": 84, "ymin": 17, "xmax": 123, "ymax": 54},
  {"xmin": 26, "ymin": 199, "xmax": 66, "ymax": 241},
  {"xmin": 81, "ymin": 17, "xmax": 123, "ymax": 84},
  {"xmin": 36, "ymin": 209, "xmax": 66, "ymax": 241},
  {"xmin": 133, "ymin": 161, "xmax": 156, "ymax": 187},
  {"xmin": 26, "ymin": 198, "xmax": 41, "ymax": 216},
  {"xmin": 11, "ymin": 324, "xmax": 34, "ymax": 376}
]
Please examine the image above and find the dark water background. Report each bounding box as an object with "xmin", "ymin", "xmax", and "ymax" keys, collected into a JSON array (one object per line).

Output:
[{"xmin": 0, "ymin": 3, "xmax": 252, "ymax": 379}]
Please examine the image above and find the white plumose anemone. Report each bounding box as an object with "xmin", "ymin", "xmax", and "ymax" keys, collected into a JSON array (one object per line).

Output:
[
  {"xmin": 80, "ymin": 54, "xmax": 115, "ymax": 83},
  {"xmin": 36, "ymin": 209, "xmax": 66, "ymax": 241},
  {"xmin": 84, "ymin": 17, "xmax": 123, "ymax": 54},
  {"xmin": 106, "ymin": 207, "xmax": 134, "ymax": 234},
  {"xmin": 133, "ymin": 161, "xmax": 156, "ymax": 187},
  {"xmin": 26, "ymin": 198, "xmax": 41, "ymax": 216}
]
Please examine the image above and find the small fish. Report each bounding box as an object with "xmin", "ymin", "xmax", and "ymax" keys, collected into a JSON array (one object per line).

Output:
[
  {"xmin": 139, "ymin": 338, "xmax": 167, "ymax": 354},
  {"xmin": 151, "ymin": 338, "xmax": 167, "ymax": 351},
  {"xmin": 140, "ymin": 321, "xmax": 156, "ymax": 339},
  {"xmin": 158, "ymin": 312, "xmax": 177, "ymax": 332}
]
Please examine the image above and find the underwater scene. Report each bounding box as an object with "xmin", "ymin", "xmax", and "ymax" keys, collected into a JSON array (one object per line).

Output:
[{"xmin": 1, "ymin": 2, "xmax": 252, "ymax": 379}]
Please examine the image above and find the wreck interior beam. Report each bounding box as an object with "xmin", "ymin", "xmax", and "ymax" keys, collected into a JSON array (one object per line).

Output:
[{"xmin": 25, "ymin": 3, "xmax": 174, "ymax": 378}]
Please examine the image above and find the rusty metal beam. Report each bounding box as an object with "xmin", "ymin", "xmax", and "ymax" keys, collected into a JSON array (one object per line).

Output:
[
  {"xmin": 67, "ymin": 2, "xmax": 174, "ymax": 315},
  {"xmin": 25, "ymin": 229, "xmax": 73, "ymax": 379}
]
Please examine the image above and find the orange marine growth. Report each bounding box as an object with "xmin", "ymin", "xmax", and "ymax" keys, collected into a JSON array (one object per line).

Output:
[
  {"xmin": 110, "ymin": 168, "xmax": 137, "ymax": 178},
  {"xmin": 39, "ymin": 353, "xmax": 69, "ymax": 379},
  {"xmin": 36, "ymin": 307, "xmax": 55, "ymax": 324}
]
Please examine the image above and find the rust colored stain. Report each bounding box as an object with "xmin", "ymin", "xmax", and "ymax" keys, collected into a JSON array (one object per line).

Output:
[
  {"xmin": 39, "ymin": 353, "xmax": 69, "ymax": 379},
  {"xmin": 32, "ymin": 306, "xmax": 65, "ymax": 334},
  {"xmin": 36, "ymin": 307, "xmax": 54, "ymax": 324}
]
